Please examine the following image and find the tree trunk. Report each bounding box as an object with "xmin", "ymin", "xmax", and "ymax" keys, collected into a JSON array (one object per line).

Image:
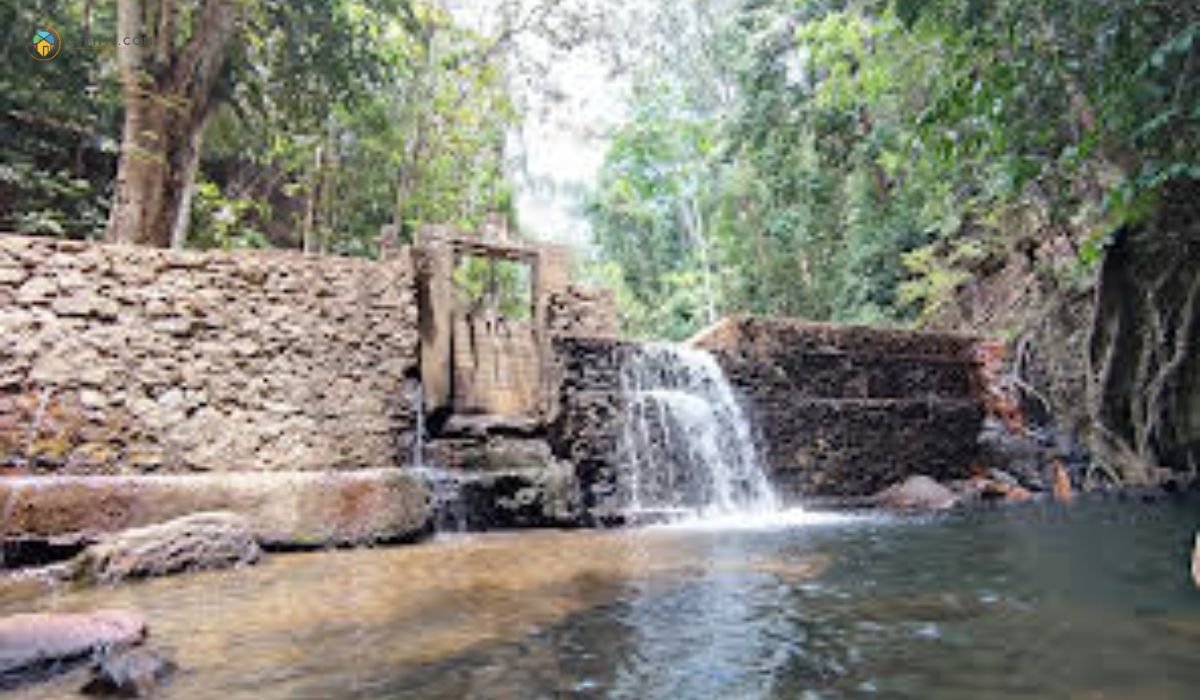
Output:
[
  {"xmin": 168, "ymin": 110, "xmax": 211, "ymax": 249},
  {"xmin": 107, "ymin": 0, "xmax": 235, "ymax": 247},
  {"xmin": 1086, "ymin": 181, "xmax": 1200, "ymax": 482}
]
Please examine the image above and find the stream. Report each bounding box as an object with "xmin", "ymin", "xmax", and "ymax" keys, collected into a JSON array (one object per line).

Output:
[{"xmin": 4, "ymin": 498, "xmax": 1199, "ymax": 699}]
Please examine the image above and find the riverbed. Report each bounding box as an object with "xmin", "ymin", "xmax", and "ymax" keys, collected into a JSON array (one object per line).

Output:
[{"xmin": 5, "ymin": 499, "xmax": 1199, "ymax": 699}]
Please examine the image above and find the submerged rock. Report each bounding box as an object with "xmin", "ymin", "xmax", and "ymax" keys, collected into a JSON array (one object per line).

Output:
[
  {"xmin": 73, "ymin": 511, "xmax": 261, "ymax": 584},
  {"xmin": 0, "ymin": 562, "xmax": 75, "ymax": 606},
  {"xmin": 873, "ymin": 475, "xmax": 960, "ymax": 512},
  {"xmin": 81, "ymin": 647, "xmax": 176, "ymax": 697},
  {"xmin": 0, "ymin": 610, "xmax": 146, "ymax": 680}
]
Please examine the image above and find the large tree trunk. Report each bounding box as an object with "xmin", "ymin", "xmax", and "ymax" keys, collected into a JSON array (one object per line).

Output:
[
  {"xmin": 107, "ymin": 0, "xmax": 235, "ymax": 247},
  {"xmin": 1086, "ymin": 181, "xmax": 1200, "ymax": 482}
]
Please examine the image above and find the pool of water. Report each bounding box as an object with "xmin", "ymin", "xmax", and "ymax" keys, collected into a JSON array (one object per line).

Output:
[{"xmin": 6, "ymin": 499, "xmax": 1199, "ymax": 699}]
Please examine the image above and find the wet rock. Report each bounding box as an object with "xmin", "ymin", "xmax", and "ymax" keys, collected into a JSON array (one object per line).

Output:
[
  {"xmin": 445, "ymin": 467, "xmax": 581, "ymax": 530},
  {"xmin": 73, "ymin": 512, "xmax": 260, "ymax": 584},
  {"xmin": 855, "ymin": 592, "xmax": 989, "ymax": 623},
  {"xmin": 1052, "ymin": 459, "xmax": 1075, "ymax": 503},
  {"xmin": 423, "ymin": 437, "xmax": 583, "ymax": 530},
  {"xmin": 81, "ymin": 647, "xmax": 176, "ymax": 697},
  {"xmin": 723, "ymin": 554, "xmax": 832, "ymax": 583},
  {"xmin": 873, "ymin": 475, "xmax": 960, "ymax": 512},
  {"xmin": 0, "ymin": 610, "xmax": 146, "ymax": 679},
  {"xmin": 976, "ymin": 416, "xmax": 1047, "ymax": 491},
  {"xmin": 957, "ymin": 474, "xmax": 1034, "ymax": 504}
]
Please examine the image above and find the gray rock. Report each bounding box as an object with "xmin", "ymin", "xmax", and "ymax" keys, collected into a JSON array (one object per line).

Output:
[
  {"xmin": 81, "ymin": 647, "xmax": 176, "ymax": 697},
  {"xmin": 73, "ymin": 511, "xmax": 261, "ymax": 584},
  {"xmin": 0, "ymin": 610, "xmax": 146, "ymax": 678},
  {"xmin": 873, "ymin": 475, "xmax": 960, "ymax": 512}
]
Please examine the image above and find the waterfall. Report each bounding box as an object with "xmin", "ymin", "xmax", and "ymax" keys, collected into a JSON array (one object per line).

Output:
[
  {"xmin": 406, "ymin": 380, "xmax": 467, "ymax": 533},
  {"xmin": 618, "ymin": 343, "xmax": 779, "ymax": 520},
  {"xmin": 410, "ymin": 380, "xmax": 425, "ymax": 470}
]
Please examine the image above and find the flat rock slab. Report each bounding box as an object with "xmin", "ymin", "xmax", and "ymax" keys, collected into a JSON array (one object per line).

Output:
[
  {"xmin": 0, "ymin": 470, "xmax": 432, "ymax": 548},
  {"xmin": 0, "ymin": 610, "xmax": 146, "ymax": 677}
]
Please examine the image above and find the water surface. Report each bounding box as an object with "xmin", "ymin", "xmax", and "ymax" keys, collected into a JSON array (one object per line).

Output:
[{"xmin": 5, "ymin": 500, "xmax": 1199, "ymax": 699}]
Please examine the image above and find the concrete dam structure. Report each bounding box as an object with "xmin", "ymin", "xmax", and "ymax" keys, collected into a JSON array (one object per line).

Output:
[{"xmin": 0, "ymin": 228, "xmax": 995, "ymax": 550}]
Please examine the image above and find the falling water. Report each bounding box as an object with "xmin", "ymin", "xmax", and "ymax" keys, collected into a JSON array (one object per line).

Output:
[
  {"xmin": 618, "ymin": 343, "xmax": 780, "ymax": 520},
  {"xmin": 410, "ymin": 380, "xmax": 426, "ymax": 470},
  {"xmin": 405, "ymin": 380, "xmax": 467, "ymax": 533}
]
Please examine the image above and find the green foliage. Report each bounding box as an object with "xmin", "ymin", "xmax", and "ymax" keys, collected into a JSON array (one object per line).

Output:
[
  {"xmin": 1, "ymin": 0, "xmax": 518, "ymax": 254},
  {"xmin": 587, "ymin": 0, "xmax": 1199, "ymax": 336},
  {"xmin": 188, "ymin": 180, "xmax": 271, "ymax": 250},
  {"xmin": 453, "ymin": 257, "xmax": 532, "ymax": 320},
  {"xmin": 0, "ymin": 1, "xmax": 121, "ymax": 238}
]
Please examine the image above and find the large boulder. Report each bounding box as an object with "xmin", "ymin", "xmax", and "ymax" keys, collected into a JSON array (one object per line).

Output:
[
  {"xmin": 0, "ymin": 610, "xmax": 146, "ymax": 679},
  {"xmin": 873, "ymin": 475, "xmax": 960, "ymax": 512},
  {"xmin": 73, "ymin": 512, "xmax": 260, "ymax": 584},
  {"xmin": 0, "ymin": 469, "xmax": 432, "ymax": 548}
]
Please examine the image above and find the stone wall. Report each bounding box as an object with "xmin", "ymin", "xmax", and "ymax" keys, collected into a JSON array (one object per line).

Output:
[
  {"xmin": 550, "ymin": 319, "xmax": 989, "ymax": 513},
  {"xmin": 547, "ymin": 287, "xmax": 619, "ymax": 338},
  {"xmin": 548, "ymin": 336, "xmax": 634, "ymax": 522},
  {"xmin": 693, "ymin": 317, "xmax": 985, "ymax": 497},
  {"xmin": 0, "ymin": 234, "xmax": 419, "ymax": 475}
]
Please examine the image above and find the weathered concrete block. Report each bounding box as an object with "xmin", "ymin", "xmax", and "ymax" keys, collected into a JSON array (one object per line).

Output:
[{"xmin": 0, "ymin": 470, "xmax": 432, "ymax": 548}]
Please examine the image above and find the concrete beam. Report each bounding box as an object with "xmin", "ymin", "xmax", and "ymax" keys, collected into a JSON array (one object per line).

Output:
[{"xmin": 0, "ymin": 470, "xmax": 432, "ymax": 548}]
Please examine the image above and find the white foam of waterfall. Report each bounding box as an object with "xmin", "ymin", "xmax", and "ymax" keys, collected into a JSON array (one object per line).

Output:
[{"xmin": 618, "ymin": 343, "xmax": 781, "ymax": 520}]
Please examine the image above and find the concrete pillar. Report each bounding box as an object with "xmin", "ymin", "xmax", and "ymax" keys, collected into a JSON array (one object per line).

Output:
[{"xmin": 415, "ymin": 236, "xmax": 455, "ymax": 415}]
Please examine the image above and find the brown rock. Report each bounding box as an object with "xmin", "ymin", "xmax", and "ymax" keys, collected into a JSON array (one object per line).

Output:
[
  {"xmin": 1052, "ymin": 459, "xmax": 1074, "ymax": 503},
  {"xmin": 0, "ymin": 610, "xmax": 146, "ymax": 676},
  {"xmin": 74, "ymin": 511, "xmax": 261, "ymax": 584},
  {"xmin": 873, "ymin": 475, "xmax": 960, "ymax": 512}
]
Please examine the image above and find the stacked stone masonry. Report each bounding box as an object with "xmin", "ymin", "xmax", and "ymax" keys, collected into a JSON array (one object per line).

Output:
[
  {"xmin": 692, "ymin": 317, "xmax": 986, "ymax": 497},
  {"xmin": 550, "ymin": 319, "xmax": 989, "ymax": 514},
  {"xmin": 0, "ymin": 235, "xmax": 419, "ymax": 475}
]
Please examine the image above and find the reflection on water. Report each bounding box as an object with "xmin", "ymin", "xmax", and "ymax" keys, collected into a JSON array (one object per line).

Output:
[{"xmin": 5, "ymin": 500, "xmax": 1199, "ymax": 699}]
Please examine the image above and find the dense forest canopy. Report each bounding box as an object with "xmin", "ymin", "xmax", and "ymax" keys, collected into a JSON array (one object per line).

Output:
[
  {"xmin": 586, "ymin": 0, "xmax": 1198, "ymax": 339},
  {"xmin": 2, "ymin": 0, "xmax": 1197, "ymax": 480}
]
